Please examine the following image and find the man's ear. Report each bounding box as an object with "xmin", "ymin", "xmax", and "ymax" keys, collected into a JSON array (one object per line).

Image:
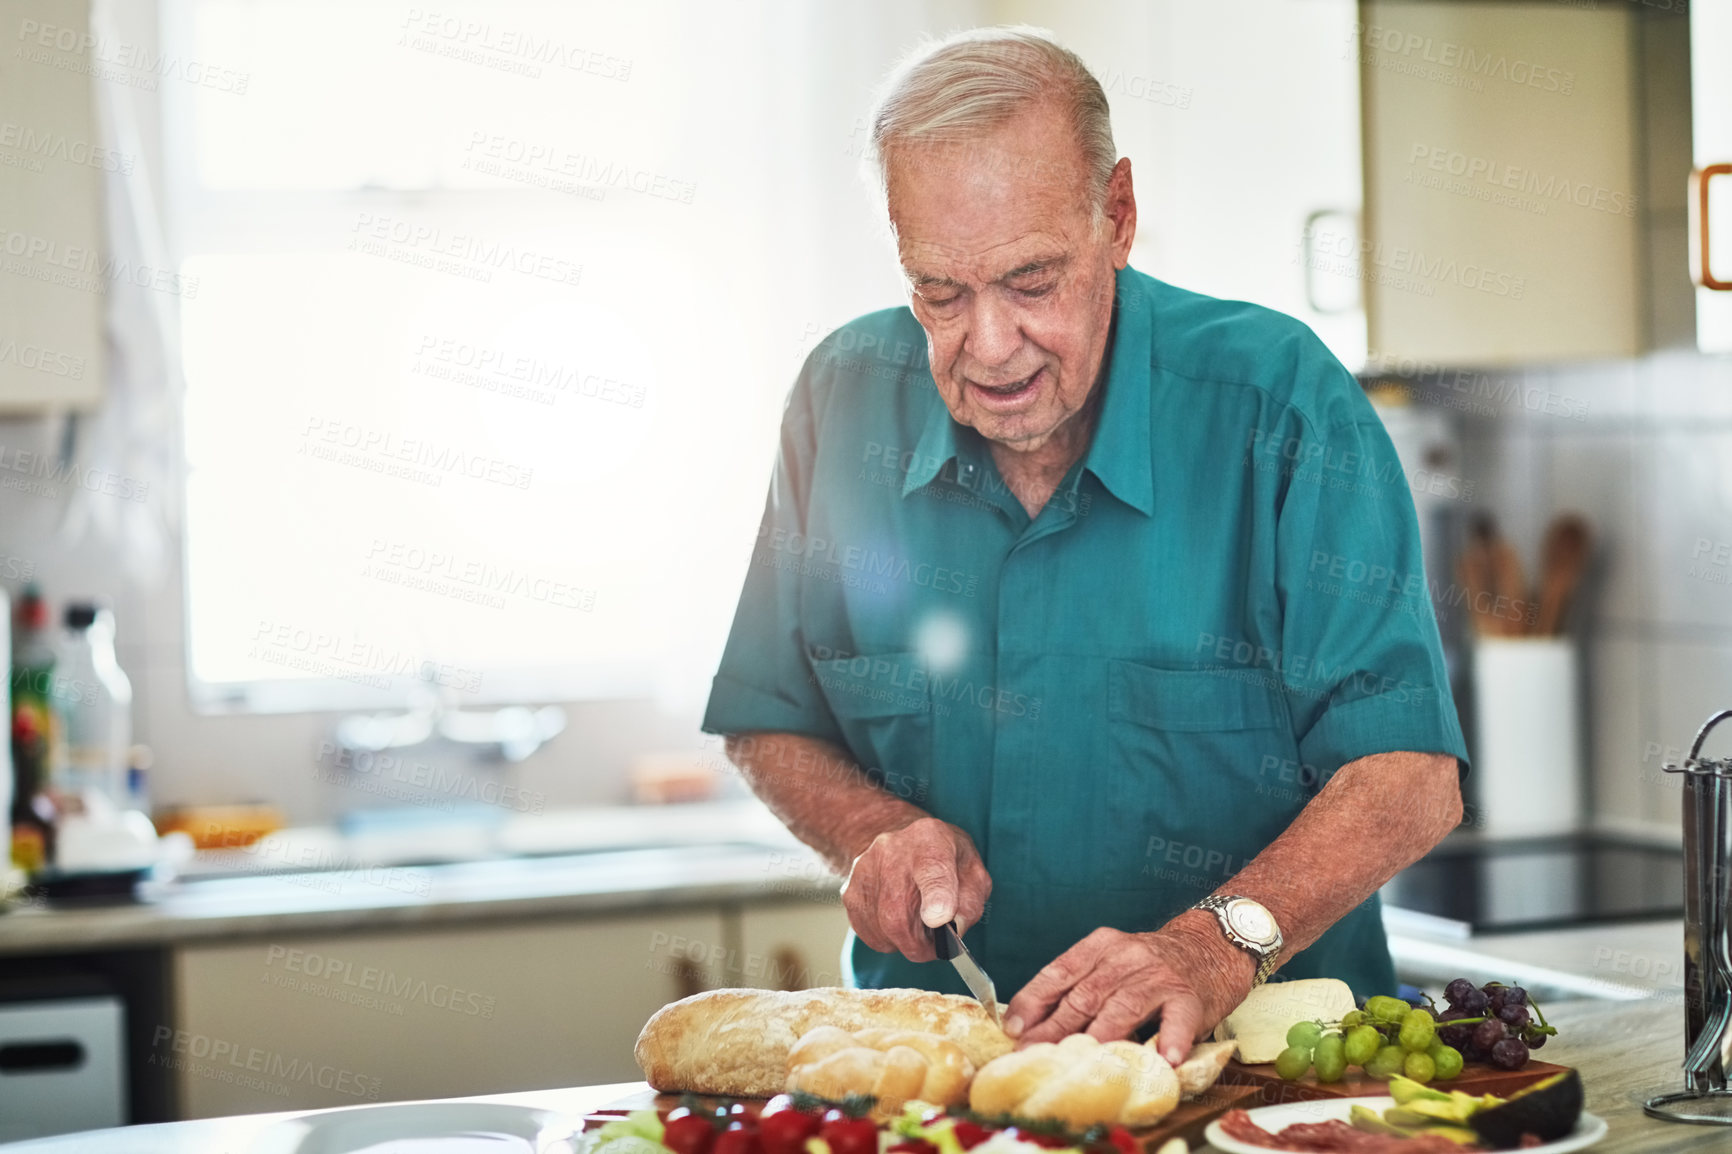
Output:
[{"xmin": 1105, "ymin": 157, "xmax": 1136, "ymax": 268}]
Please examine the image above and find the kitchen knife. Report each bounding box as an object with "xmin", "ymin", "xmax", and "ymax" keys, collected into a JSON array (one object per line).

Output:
[{"xmin": 933, "ymin": 920, "xmax": 1001, "ymax": 1026}]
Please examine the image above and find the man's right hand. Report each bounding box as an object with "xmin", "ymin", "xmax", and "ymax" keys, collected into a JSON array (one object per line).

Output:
[{"xmin": 840, "ymin": 816, "xmax": 992, "ymax": 962}]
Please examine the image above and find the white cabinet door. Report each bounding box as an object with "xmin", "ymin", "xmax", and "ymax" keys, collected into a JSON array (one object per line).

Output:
[
  {"xmin": 1693, "ymin": 2, "xmax": 1732, "ymax": 353},
  {"xmin": 171, "ymin": 911, "xmax": 726, "ymax": 1119},
  {"xmin": 994, "ymin": 0, "xmax": 1366, "ymax": 370},
  {"xmin": 0, "ymin": 0, "xmax": 105, "ymax": 411},
  {"xmin": 736, "ymin": 899, "xmax": 852, "ymax": 990}
]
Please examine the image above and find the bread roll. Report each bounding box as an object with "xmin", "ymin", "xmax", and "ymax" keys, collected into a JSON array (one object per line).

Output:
[
  {"xmin": 786, "ymin": 1026, "xmax": 974, "ymax": 1115},
  {"xmin": 971, "ymin": 1034, "xmax": 1180, "ymax": 1128},
  {"xmin": 635, "ymin": 987, "xmax": 1013, "ymax": 1097}
]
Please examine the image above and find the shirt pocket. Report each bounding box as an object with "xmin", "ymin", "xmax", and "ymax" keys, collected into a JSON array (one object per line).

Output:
[
  {"xmin": 808, "ymin": 649, "xmax": 932, "ymax": 806},
  {"xmin": 1095, "ymin": 660, "xmax": 1303, "ymax": 898}
]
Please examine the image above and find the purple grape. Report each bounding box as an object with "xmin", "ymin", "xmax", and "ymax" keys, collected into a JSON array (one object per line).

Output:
[
  {"xmin": 1444, "ymin": 978, "xmax": 1477, "ymax": 1007},
  {"xmin": 1454, "ymin": 986, "xmax": 1490, "ymax": 1014},
  {"xmin": 1498, "ymin": 1004, "xmax": 1531, "ymax": 1029},
  {"xmin": 1500, "ymin": 986, "xmax": 1528, "ymax": 1008},
  {"xmin": 1525, "ymin": 1030, "xmax": 1548, "ymax": 1051},
  {"xmin": 1489, "ymin": 1037, "xmax": 1530, "ymax": 1070},
  {"xmin": 1436, "ymin": 1009, "xmax": 1473, "ymax": 1049},
  {"xmin": 1487, "ymin": 991, "xmax": 1507, "ymax": 1015},
  {"xmin": 1472, "ymin": 1018, "xmax": 1508, "ymax": 1052}
]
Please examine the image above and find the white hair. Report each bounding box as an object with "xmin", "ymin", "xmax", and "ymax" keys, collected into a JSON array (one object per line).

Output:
[{"xmin": 865, "ymin": 26, "xmax": 1117, "ymax": 213}]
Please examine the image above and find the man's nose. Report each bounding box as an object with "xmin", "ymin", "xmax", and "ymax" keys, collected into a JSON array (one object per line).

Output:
[{"xmin": 962, "ymin": 292, "xmax": 1020, "ymax": 368}]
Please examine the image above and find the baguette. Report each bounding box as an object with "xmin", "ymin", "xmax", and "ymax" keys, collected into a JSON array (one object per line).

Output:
[{"xmin": 635, "ymin": 987, "xmax": 1013, "ymax": 1097}]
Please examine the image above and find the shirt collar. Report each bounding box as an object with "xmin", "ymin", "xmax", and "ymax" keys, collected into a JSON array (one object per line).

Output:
[
  {"xmin": 902, "ymin": 265, "xmax": 1155, "ymax": 516},
  {"xmin": 1080, "ymin": 265, "xmax": 1155, "ymax": 517}
]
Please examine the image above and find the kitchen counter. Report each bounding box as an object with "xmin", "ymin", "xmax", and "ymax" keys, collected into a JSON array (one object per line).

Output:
[
  {"xmin": 0, "ymin": 802, "xmax": 840, "ymax": 956},
  {"xmin": 1384, "ymin": 908, "xmax": 1684, "ymax": 1003},
  {"xmin": 0, "ymin": 999, "xmax": 1709, "ymax": 1152}
]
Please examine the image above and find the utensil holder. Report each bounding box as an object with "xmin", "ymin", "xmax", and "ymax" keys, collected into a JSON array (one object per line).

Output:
[
  {"xmin": 1645, "ymin": 709, "xmax": 1732, "ymax": 1125},
  {"xmin": 1469, "ymin": 637, "xmax": 1583, "ymax": 837}
]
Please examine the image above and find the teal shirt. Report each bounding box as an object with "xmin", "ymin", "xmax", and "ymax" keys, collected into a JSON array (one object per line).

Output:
[{"xmin": 703, "ymin": 265, "xmax": 1467, "ymax": 1003}]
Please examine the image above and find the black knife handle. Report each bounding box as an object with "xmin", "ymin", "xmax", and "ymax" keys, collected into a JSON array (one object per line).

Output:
[{"xmin": 932, "ymin": 921, "xmax": 961, "ymax": 960}]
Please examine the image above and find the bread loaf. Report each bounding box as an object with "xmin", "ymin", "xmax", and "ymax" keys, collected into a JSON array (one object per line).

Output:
[
  {"xmin": 635, "ymin": 988, "xmax": 1013, "ymax": 1097},
  {"xmin": 786, "ymin": 1026, "xmax": 974, "ymax": 1115}
]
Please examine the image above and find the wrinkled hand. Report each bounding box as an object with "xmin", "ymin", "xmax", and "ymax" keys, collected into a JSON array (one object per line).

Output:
[
  {"xmin": 840, "ymin": 817, "xmax": 991, "ymax": 963},
  {"xmin": 1003, "ymin": 917, "xmax": 1255, "ymax": 1065}
]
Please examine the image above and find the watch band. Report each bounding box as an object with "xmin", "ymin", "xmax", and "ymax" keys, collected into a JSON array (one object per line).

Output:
[{"xmin": 1193, "ymin": 894, "xmax": 1283, "ymax": 986}]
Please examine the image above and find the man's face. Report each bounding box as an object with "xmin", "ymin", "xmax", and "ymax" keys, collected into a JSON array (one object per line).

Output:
[{"xmin": 886, "ymin": 102, "xmax": 1136, "ymax": 454}]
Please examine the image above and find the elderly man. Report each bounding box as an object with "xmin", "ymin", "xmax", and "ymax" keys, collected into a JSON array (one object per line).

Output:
[{"xmin": 703, "ymin": 27, "xmax": 1467, "ymax": 1065}]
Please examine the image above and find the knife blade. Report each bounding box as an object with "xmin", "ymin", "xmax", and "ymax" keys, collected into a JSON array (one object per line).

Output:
[{"xmin": 932, "ymin": 920, "xmax": 1001, "ymax": 1026}]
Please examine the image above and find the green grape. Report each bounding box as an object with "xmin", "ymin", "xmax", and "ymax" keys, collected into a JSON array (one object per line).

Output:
[
  {"xmin": 1341, "ymin": 1009, "xmax": 1366, "ymax": 1030},
  {"xmin": 1429, "ymin": 1043, "xmax": 1464, "ymax": 1080},
  {"xmin": 1403, "ymin": 1051, "xmax": 1436, "ymax": 1083},
  {"xmin": 1274, "ymin": 1045, "xmax": 1313, "ymax": 1081},
  {"xmin": 1343, "ymin": 1024, "xmax": 1383, "ymax": 1067},
  {"xmin": 1313, "ymin": 1034, "xmax": 1347, "ymax": 1083},
  {"xmin": 1398, "ymin": 1009, "xmax": 1436, "ymax": 1053},
  {"xmin": 1286, "ymin": 1021, "xmax": 1324, "ymax": 1049},
  {"xmin": 1366, "ymin": 996, "xmax": 1411, "ymax": 1024},
  {"xmin": 1364, "ymin": 1044, "xmax": 1406, "ymax": 1080}
]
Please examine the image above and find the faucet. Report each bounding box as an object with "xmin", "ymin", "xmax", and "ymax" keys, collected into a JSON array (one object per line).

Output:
[
  {"xmin": 1646, "ymin": 709, "xmax": 1732, "ymax": 1123},
  {"xmin": 334, "ymin": 681, "xmax": 567, "ymax": 764}
]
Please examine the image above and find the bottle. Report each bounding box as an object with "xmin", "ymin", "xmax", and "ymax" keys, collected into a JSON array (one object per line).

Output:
[
  {"xmin": 48, "ymin": 601, "xmax": 133, "ymax": 812},
  {"xmin": 9, "ymin": 585, "xmax": 57, "ymax": 869}
]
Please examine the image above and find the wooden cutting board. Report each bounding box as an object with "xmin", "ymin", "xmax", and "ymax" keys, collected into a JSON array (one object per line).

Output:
[
  {"xmin": 582, "ymin": 1085, "xmax": 1262, "ymax": 1152},
  {"xmin": 1217, "ymin": 1057, "xmax": 1570, "ymax": 1107}
]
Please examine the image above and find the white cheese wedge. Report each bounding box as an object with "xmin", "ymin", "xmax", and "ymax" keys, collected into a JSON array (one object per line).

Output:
[{"xmin": 1211, "ymin": 978, "xmax": 1358, "ymax": 1064}]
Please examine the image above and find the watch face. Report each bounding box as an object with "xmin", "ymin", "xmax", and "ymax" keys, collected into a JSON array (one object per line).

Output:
[{"xmin": 1228, "ymin": 900, "xmax": 1276, "ymax": 944}]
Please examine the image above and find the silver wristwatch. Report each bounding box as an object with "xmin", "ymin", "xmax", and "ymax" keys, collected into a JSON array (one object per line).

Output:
[{"xmin": 1192, "ymin": 895, "xmax": 1283, "ymax": 986}]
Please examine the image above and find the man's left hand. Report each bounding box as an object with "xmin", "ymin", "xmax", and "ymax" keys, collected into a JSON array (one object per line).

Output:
[{"xmin": 1002, "ymin": 915, "xmax": 1257, "ymax": 1065}]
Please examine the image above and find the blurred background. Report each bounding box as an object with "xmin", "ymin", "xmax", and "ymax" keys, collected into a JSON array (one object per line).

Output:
[{"xmin": 0, "ymin": 0, "xmax": 1725, "ymax": 1138}]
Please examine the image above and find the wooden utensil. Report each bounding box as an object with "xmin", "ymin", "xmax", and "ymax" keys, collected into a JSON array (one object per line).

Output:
[
  {"xmin": 1456, "ymin": 517, "xmax": 1499, "ymax": 638},
  {"xmin": 1534, "ymin": 515, "xmax": 1592, "ymax": 636},
  {"xmin": 1487, "ymin": 524, "xmax": 1528, "ymax": 638}
]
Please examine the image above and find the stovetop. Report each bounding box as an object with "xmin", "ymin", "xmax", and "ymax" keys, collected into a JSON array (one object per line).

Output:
[{"xmin": 1380, "ymin": 833, "xmax": 1683, "ymax": 934}]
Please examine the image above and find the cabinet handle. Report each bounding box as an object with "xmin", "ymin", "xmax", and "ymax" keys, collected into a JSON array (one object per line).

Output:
[
  {"xmin": 1691, "ymin": 164, "xmax": 1732, "ymax": 292},
  {"xmin": 1301, "ymin": 209, "xmax": 1362, "ymax": 314},
  {"xmin": 0, "ymin": 1040, "xmax": 85, "ymax": 1073}
]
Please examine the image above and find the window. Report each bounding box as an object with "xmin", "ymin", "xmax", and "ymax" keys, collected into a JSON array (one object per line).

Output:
[{"xmin": 161, "ymin": 0, "xmax": 874, "ymax": 712}]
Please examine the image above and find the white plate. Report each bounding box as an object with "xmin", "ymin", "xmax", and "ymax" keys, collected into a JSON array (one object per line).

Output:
[
  {"xmin": 1203, "ymin": 1094, "xmax": 1608, "ymax": 1153},
  {"xmin": 249, "ymin": 1101, "xmax": 581, "ymax": 1154}
]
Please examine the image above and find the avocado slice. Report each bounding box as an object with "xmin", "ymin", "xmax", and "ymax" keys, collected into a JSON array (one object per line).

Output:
[
  {"xmin": 1468, "ymin": 1069, "xmax": 1584, "ymax": 1149},
  {"xmin": 1401, "ymin": 1098, "xmax": 1478, "ymax": 1124},
  {"xmin": 1350, "ymin": 1104, "xmax": 1406, "ymax": 1135},
  {"xmin": 1389, "ymin": 1075, "xmax": 1454, "ymax": 1105}
]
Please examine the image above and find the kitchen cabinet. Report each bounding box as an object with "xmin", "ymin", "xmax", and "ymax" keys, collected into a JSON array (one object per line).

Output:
[
  {"xmin": 168, "ymin": 900, "xmax": 850, "ymax": 1119},
  {"xmin": 1004, "ymin": 0, "xmax": 1367, "ymax": 370},
  {"xmin": 1359, "ymin": 0, "xmax": 1644, "ymax": 366},
  {"xmin": 171, "ymin": 911, "xmax": 728, "ymax": 1119},
  {"xmin": 1693, "ymin": 2, "xmax": 1732, "ymax": 353},
  {"xmin": 0, "ymin": 0, "xmax": 106, "ymax": 412},
  {"xmin": 735, "ymin": 900, "xmax": 852, "ymax": 990}
]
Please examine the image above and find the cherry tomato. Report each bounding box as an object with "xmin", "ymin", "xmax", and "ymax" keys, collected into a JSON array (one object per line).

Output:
[
  {"xmin": 951, "ymin": 1122, "xmax": 992, "ymax": 1150},
  {"xmin": 820, "ymin": 1117, "xmax": 879, "ymax": 1154},
  {"xmin": 758, "ymin": 1107, "xmax": 821, "ymax": 1154},
  {"xmin": 1105, "ymin": 1126, "xmax": 1138, "ymax": 1154},
  {"xmin": 715, "ymin": 1122, "xmax": 762, "ymax": 1154},
  {"xmin": 663, "ymin": 1114, "xmax": 717, "ymax": 1154},
  {"xmin": 1004, "ymin": 1130, "xmax": 1070, "ymax": 1150}
]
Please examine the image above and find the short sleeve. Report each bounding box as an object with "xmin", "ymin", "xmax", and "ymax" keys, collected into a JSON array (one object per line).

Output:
[
  {"xmin": 1273, "ymin": 411, "xmax": 1469, "ymax": 783},
  {"xmin": 701, "ymin": 375, "xmax": 846, "ymax": 745}
]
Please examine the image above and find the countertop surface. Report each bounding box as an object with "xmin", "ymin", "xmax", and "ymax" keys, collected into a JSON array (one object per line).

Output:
[
  {"xmin": 0, "ymin": 801, "xmax": 840, "ymax": 955},
  {"xmin": 0, "ymin": 999, "xmax": 1710, "ymax": 1152}
]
